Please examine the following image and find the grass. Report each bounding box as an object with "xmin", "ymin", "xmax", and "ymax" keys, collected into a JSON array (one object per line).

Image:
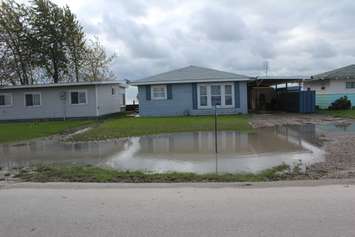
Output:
[
  {"xmin": 16, "ymin": 163, "xmax": 292, "ymax": 183},
  {"xmin": 318, "ymin": 109, "xmax": 355, "ymax": 119},
  {"xmin": 0, "ymin": 120, "xmax": 93, "ymax": 144},
  {"xmin": 73, "ymin": 115, "xmax": 252, "ymax": 141}
]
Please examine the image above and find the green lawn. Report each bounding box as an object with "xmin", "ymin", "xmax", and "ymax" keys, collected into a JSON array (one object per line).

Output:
[
  {"xmin": 0, "ymin": 115, "xmax": 251, "ymax": 143},
  {"xmin": 73, "ymin": 115, "xmax": 252, "ymax": 141},
  {"xmin": 0, "ymin": 120, "xmax": 93, "ymax": 144},
  {"xmin": 16, "ymin": 163, "xmax": 292, "ymax": 183},
  {"xmin": 319, "ymin": 109, "xmax": 355, "ymax": 119}
]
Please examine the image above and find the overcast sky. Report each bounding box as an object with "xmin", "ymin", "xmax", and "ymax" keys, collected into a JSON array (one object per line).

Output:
[{"xmin": 29, "ymin": 0, "xmax": 355, "ymax": 102}]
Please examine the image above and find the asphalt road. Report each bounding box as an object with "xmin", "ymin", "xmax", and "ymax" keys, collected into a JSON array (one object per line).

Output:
[{"xmin": 1, "ymin": 182, "xmax": 355, "ymax": 237}]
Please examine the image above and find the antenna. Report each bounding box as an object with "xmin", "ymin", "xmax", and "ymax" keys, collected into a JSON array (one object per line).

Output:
[{"xmin": 263, "ymin": 61, "xmax": 269, "ymax": 77}]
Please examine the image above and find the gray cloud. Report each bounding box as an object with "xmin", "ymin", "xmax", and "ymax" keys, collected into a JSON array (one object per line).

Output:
[{"xmin": 45, "ymin": 0, "xmax": 355, "ymax": 102}]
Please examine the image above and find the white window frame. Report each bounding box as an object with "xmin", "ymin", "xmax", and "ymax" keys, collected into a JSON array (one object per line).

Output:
[
  {"xmin": 197, "ymin": 83, "xmax": 235, "ymax": 109},
  {"xmin": 69, "ymin": 90, "xmax": 88, "ymax": 105},
  {"xmin": 0, "ymin": 93, "xmax": 13, "ymax": 107},
  {"xmin": 345, "ymin": 81, "xmax": 355, "ymax": 89},
  {"xmin": 197, "ymin": 85, "xmax": 210, "ymax": 108},
  {"xmin": 151, "ymin": 85, "xmax": 167, "ymax": 100},
  {"xmin": 24, "ymin": 92, "xmax": 41, "ymax": 107}
]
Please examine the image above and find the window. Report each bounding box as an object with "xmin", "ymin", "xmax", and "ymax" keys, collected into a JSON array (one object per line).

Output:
[
  {"xmin": 0, "ymin": 93, "xmax": 12, "ymax": 107},
  {"xmin": 25, "ymin": 93, "xmax": 41, "ymax": 107},
  {"xmin": 112, "ymin": 87, "xmax": 116, "ymax": 95},
  {"xmin": 199, "ymin": 85, "xmax": 208, "ymax": 107},
  {"xmin": 70, "ymin": 90, "xmax": 87, "ymax": 105},
  {"xmin": 122, "ymin": 94, "xmax": 126, "ymax": 105},
  {"xmin": 197, "ymin": 83, "xmax": 234, "ymax": 109},
  {"xmin": 211, "ymin": 85, "xmax": 222, "ymax": 106},
  {"xmin": 225, "ymin": 85, "xmax": 233, "ymax": 106},
  {"xmin": 151, "ymin": 85, "xmax": 167, "ymax": 100},
  {"xmin": 346, "ymin": 82, "xmax": 355, "ymax": 89},
  {"xmin": 0, "ymin": 94, "xmax": 12, "ymax": 107}
]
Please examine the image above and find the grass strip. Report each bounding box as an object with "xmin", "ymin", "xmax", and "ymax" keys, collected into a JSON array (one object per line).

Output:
[
  {"xmin": 73, "ymin": 115, "xmax": 252, "ymax": 141},
  {"xmin": 16, "ymin": 163, "xmax": 294, "ymax": 183},
  {"xmin": 0, "ymin": 120, "xmax": 93, "ymax": 144}
]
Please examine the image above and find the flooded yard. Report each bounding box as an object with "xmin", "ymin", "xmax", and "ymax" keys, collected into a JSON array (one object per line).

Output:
[{"xmin": 0, "ymin": 124, "xmax": 329, "ymax": 174}]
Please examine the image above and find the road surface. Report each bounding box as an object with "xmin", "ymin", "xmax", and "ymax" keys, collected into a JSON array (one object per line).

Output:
[{"xmin": 1, "ymin": 182, "xmax": 355, "ymax": 237}]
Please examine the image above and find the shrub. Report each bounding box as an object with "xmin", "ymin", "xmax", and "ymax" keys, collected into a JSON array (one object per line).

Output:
[{"xmin": 328, "ymin": 96, "xmax": 352, "ymax": 110}]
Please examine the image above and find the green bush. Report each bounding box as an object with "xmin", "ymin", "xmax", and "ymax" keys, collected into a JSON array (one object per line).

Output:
[{"xmin": 328, "ymin": 96, "xmax": 351, "ymax": 110}]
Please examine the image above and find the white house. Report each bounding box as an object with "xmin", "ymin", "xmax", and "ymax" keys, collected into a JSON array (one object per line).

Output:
[
  {"xmin": 0, "ymin": 81, "xmax": 127, "ymax": 121},
  {"xmin": 304, "ymin": 64, "xmax": 355, "ymax": 109}
]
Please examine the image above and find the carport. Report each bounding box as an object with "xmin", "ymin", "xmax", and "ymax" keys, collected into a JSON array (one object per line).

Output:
[{"xmin": 248, "ymin": 76, "xmax": 315, "ymax": 113}]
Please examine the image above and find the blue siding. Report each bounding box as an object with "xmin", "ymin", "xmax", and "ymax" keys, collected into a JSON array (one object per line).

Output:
[
  {"xmin": 167, "ymin": 85, "xmax": 173, "ymax": 99},
  {"xmin": 145, "ymin": 85, "xmax": 151, "ymax": 100},
  {"xmin": 234, "ymin": 82, "xmax": 240, "ymax": 108},
  {"xmin": 316, "ymin": 93, "xmax": 355, "ymax": 109},
  {"xmin": 139, "ymin": 84, "xmax": 193, "ymax": 116},
  {"xmin": 138, "ymin": 82, "xmax": 248, "ymax": 116},
  {"xmin": 192, "ymin": 83, "xmax": 197, "ymax": 109}
]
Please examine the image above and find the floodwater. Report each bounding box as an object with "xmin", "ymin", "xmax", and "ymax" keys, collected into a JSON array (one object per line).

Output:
[
  {"xmin": 317, "ymin": 122, "xmax": 355, "ymax": 133},
  {"xmin": 0, "ymin": 124, "xmax": 326, "ymax": 174}
]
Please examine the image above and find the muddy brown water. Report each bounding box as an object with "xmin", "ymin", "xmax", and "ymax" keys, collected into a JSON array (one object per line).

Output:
[{"xmin": 0, "ymin": 124, "xmax": 335, "ymax": 174}]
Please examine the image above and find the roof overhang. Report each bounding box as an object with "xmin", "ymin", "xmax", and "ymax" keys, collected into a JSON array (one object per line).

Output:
[
  {"xmin": 0, "ymin": 81, "xmax": 128, "ymax": 90},
  {"xmin": 249, "ymin": 76, "xmax": 307, "ymax": 87},
  {"xmin": 130, "ymin": 77, "xmax": 253, "ymax": 86}
]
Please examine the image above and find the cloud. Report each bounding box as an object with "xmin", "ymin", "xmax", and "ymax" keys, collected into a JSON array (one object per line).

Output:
[{"xmin": 41, "ymin": 0, "xmax": 355, "ymax": 102}]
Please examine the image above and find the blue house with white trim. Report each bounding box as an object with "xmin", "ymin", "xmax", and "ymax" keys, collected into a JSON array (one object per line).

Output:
[{"xmin": 130, "ymin": 66, "xmax": 252, "ymax": 116}]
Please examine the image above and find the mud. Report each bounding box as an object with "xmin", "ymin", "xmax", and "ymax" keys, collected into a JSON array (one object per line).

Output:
[{"xmin": 251, "ymin": 113, "xmax": 355, "ymax": 179}]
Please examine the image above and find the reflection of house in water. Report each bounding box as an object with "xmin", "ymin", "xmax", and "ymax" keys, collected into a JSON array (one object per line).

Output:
[
  {"xmin": 136, "ymin": 128, "xmax": 318, "ymax": 156},
  {"xmin": 274, "ymin": 124, "xmax": 322, "ymax": 147},
  {"xmin": 0, "ymin": 140, "xmax": 127, "ymax": 168},
  {"xmin": 1, "ymin": 125, "xmax": 325, "ymax": 173}
]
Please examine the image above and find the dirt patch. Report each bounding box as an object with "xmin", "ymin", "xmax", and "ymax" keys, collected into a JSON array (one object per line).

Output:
[
  {"xmin": 251, "ymin": 113, "xmax": 355, "ymax": 179},
  {"xmin": 308, "ymin": 133, "xmax": 355, "ymax": 179},
  {"xmin": 249, "ymin": 113, "xmax": 351, "ymax": 128}
]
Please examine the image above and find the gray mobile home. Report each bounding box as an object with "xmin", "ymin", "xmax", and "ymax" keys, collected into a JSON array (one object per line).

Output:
[
  {"xmin": 130, "ymin": 66, "xmax": 251, "ymax": 116},
  {"xmin": 0, "ymin": 81, "xmax": 126, "ymax": 121}
]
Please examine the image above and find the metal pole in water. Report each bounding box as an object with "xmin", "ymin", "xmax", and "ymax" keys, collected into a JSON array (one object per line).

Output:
[{"xmin": 214, "ymin": 105, "xmax": 218, "ymax": 174}]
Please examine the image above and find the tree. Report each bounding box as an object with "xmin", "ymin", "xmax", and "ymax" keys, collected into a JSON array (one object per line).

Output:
[
  {"xmin": 31, "ymin": 0, "xmax": 68, "ymax": 83},
  {"xmin": 83, "ymin": 37, "xmax": 116, "ymax": 81},
  {"xmin": 0, "ymin": 0, "xmax": 34, "ymax": 85},
  {"xmin": 0, "ymin": 0, "xmax": 117, "ymax": 84},
  {"xmin": 63, "ymin": 6, "xmax": 86, "ymax": 82},
  {"xmin": 0, "ymin": 45, "xmax": 17, "ymax": 85}
]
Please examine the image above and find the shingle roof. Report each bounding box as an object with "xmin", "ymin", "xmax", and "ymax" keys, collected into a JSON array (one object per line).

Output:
[
  {"xmin": 310, "ymin": 64, "xmax": 355, "ymax": 81},
  {"xmin": 130, "ymin": 65, "xmax": 252, "ymax": 85},
  {"xmin": 0, "ymin": 81, "xmax": 127, "ymax": 90}
]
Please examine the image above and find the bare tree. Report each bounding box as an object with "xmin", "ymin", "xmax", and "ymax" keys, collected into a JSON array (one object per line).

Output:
[{"xmin": 82, "ymin": 37, "xmax": 116, "ymax": 81}]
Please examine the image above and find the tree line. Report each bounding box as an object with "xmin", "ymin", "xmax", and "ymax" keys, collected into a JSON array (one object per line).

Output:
[{"xmin": 0, "ymin": 0, "xmax": 115, "ymax": 85}]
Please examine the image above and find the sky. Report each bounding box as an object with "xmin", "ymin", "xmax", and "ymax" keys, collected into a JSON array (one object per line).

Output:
[{"xmin": 26, "ymin": 0, "xmax": 355, "ymax": 103}]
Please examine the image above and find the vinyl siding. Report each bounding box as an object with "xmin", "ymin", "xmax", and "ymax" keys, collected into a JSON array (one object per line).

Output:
[
  {"xmin": 0, "ymin": 84, "xmax": 125, "ymax": 121},
  {"xmin": 138, "ymin": 82, "xmax": 248, "ymax": 116},
  {"xmin": 96, "ymin": 84, "xmax": 125, "ymax": 116},
  {"xmin": 304, "ymin": 79, "xmax": 355, "ymax": 108},
  {"xmin": 316, "ymin": 93, "xmax": 355, "ymax": 109}
]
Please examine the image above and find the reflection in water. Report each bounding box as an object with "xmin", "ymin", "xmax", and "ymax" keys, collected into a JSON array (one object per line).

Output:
[
  {"xmin": 317, "ymin": 123, "xmax": 355, "ymax": 133},
  {"xmin": 0, "ymin": 124, "xmax": 326, "ymax": 173}
]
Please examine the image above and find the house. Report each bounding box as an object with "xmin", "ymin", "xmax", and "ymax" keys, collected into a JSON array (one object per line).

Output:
[
  {"xmin": 304, "ymin": 64, "xmax": 355, "ymax": 109},
  {"xmin": 0, "ymin": 81, "xmax": 127, "ymax": 121},
  {"xmin": 130, "ymin": 66, "xmax": 252, "ymax": 116}
]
